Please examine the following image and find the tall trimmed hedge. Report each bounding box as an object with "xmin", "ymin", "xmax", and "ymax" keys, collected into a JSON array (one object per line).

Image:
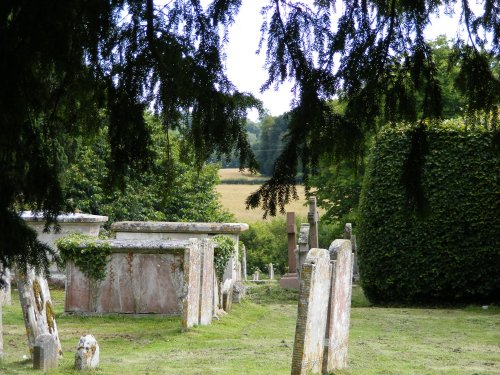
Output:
[{"xmin": 359, "ymin": 120, "xmax": 499, "ymax": 305}]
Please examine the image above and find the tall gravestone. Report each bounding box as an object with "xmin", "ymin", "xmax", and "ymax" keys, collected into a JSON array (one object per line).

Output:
[
  {"xmin": 268, "ymin": 263, "xmax": 274, "ymax": 280},
  {"xmin": 280, "ymin": 212, "xmax": 299, "ymax": 289},
  {"xmin": 182, "ymin": 239, "xmax": 202, "ymax": 329},
  {"xmin": 296, "ymin": 224, "xmax": 310, "ymax": 280},
  {"xmin": 1, "ymin": 268, "xmax": 12, "ymax": 306},
  {"xmin": 291, "ymin": 248, "xmax": 332, "ymax": 375},
  {"xmin": 324, "ymin": 239, "xmax": 353, "ymax": 372},
  {"xmin": 241, "ymin": 243, "xmax": 247, "ymax": 281},
  {"xmin": 199, "ymin": 239, "xmax": 215, "ymax": 325},
  {"xmin": 16, "ymin": 268, "xmax": 62, "ymax": 358},
  {"xmin": 308, "ymin": 197, "xmax": 319, "ymax": 249}
]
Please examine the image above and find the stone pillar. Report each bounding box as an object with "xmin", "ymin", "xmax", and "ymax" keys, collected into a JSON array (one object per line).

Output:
[
  {"xmin": 308, "ymin": 197, "xmax": 319, "ymax": 248},
  {"xmin": 33, "ymin": 334, "xmax": 58, "ymax": 371},
  {"xmin": 268, "ymin": 263, "xmax": 274, "ymax": 280},
  {"xmin": 351, "ymin": 235, "xmax": 360, "ymax": 282},
  {"xmin": 16, "ymin": 268, "xmax": 62, "ymax": 358},
  {"xmin": 241, "ymin": 243, "xmax": 247, "ymax": 281},
  {"xmin": 296, "ymin": 224, "xmax": 310, "ymax": 280},
  {"xmin": 182, "ymin": 239, "xmax": 202, "ymax": 329},
  {"xmin": 1, "ymin": 268, "xmax": 12, "ymax": 306},
  {"xmin": 280, "ymin": 212, "xmax": 299, "ymax": 289},
  {"xmin": 323, "ymin": 239, "xmax": 353, "ymax": 372},
  {"xmin": 291, "ymin": 248, "xmax": 332, "ymax": 375},
  {"xmin": 199, "ymin": 239, "xmax": 214, "ymax": 326}
]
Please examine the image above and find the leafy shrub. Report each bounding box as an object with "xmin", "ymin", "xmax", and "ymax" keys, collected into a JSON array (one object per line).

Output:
[
  {"xmin": 241, "ymin": 216, "xmax": 341, "ymax": 275},
  {"xmin": 240, "ymin": 219, "xmax": 288, "ymax": 275},
  {"xmin": 213, "ymin": 235, "xmax": 236, "ymax": 282},
  {"xmin": 56, "ymin": 234, "xmax": 111, "ymax": 282},
  {"xmin": 359, "ymin": 119, "xmax": 499, "ymax": 304}
]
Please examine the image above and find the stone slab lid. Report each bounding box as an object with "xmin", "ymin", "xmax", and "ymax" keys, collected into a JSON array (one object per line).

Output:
[
  {"xmin": 112, "ymin": 221, "xmax": 249, "ymax": 234},
  {"xmin": 20, "ymin": 211, "xmax": 108, "ymax": 223},
  {"xmin": 81, "ymin": 239, "xmax": 195, "ymax": 252}
]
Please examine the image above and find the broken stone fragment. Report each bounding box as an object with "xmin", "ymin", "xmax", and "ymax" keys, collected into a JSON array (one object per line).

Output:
[{"xmin": 75, "ymin": 334, "xmax": 99, "ymax": 370}]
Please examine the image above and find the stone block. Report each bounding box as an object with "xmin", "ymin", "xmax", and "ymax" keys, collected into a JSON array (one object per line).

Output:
[
  {"xmin": 280, "ymin": 273, "xmax": 299, "ymax": 289},
  {"xmin": 33, "ymin": 334, "xmax": 58, "ymax": 371},
  {"xmin": 291, "ymin": 248, "xmax": 332, "ymax": 375},
  {"xmin": 75, "ymin": 334, "xmax": 99, "ymax": 370},
  {"xmin": 232, "ymin": 281, "xmax": 246, "ymax": 303},
  {"xmin": 324, "ymin": 239, "xmax": 353, "ymax": 372}
]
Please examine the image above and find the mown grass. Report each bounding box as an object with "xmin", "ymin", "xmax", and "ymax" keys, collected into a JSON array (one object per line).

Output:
[{"xmin": 1, "ymin": 284, "xmax": 498, "ymax": 374}]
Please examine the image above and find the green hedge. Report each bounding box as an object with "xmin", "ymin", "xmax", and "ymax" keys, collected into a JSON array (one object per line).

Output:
[{"xmin": 358, "ymin": 119, "xmax": 499, "ymax": 305}]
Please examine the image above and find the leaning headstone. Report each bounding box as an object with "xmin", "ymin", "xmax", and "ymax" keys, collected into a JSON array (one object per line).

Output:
[
  {"xmin": 199, "ymin": 239, "xmax": 214, "ymax": 326},
  {"xmin": 241, "ymin": 243, "xmax": 247, "ymax": 281},
  {"xmin": 291, "ymin": 248, "xmax": 332, "ymax": 375},
  {"xmin": 268, "ymin": 263, "xmax": 274, "ymax": 280},
  {"xmin": 33, "ymin": 334, "xmax": 58, "ymax": 371},
  {"xmin": 75, "ymin": 334, "xmax": 99, "ymax": 370},
  {"xmin": 16, "ymin": 268, "xmax": 62, "ymax": 357},
  {"xmin": 323, "ymin": 239, "xmax": 353, "ymax": 372},
  {"xmin": 182, "ymin": 239, "xmax": 202, "ymax": 329}
]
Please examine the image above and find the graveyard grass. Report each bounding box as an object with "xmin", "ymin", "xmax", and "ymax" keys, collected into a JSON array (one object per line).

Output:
[{"xmin": 2, "ymin": 285, "xmax": 499, "ymax": 374}]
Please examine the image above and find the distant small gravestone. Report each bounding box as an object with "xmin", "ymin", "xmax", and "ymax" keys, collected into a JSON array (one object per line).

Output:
[
  {"xmin": 253, "ymin": 271, "xmax": 260, "ymax": 281},
  {"xmin": 75, "ymin": 334, "xmax": 99, "ymax": 370},
  {"xmin": 33, "ymin": 334, "xmax": 58, "ymax": 371},
  {"xmin": 268, "ymin": 263, "xmax": 274, "ymax": 280}
]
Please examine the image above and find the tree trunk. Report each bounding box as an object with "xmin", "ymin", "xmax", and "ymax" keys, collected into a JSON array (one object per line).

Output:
[{"xmin": 16, "ymin": 268, "xmax": 62, "ymax": 358}]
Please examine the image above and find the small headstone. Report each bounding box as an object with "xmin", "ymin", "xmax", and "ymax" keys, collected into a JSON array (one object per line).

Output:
[
  {"xmin": 75, "ymin": 334, "xmax": 99, "ymax": 370},
  {"xmin": 343, "ymin": 223, "xmax": 352, "ymax": 240},
  {"xmin": 252, "ymin": 271, "xmax": 260, "ymax": 281},
  {"xmin": 268, "ymin": 263, "xmax": 274, "ymax": 280},
  {"xmin": 232, "ymin": 281, "xmax": 246, "ymax": 303},
  {"xmin": 33, "ymin": 334, "xmax": 58, "ymax": 371}
]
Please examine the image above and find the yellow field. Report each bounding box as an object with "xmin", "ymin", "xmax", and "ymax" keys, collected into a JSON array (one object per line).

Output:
[{"xmin": 217, "ymin": 168, "xmax": 266, "ymax": 182}]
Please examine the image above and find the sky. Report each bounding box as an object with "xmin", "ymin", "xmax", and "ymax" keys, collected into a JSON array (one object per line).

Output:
[{"xmin": 222, "ymin": 1, "xmax": 483, "ymax": 120}]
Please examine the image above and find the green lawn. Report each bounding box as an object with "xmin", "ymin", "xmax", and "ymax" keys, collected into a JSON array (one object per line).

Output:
[{"xmin": 1, "ymin": 284, "xmax": 498, "ymax": 374}]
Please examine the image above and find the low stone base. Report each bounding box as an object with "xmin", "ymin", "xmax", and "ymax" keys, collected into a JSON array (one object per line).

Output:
[{"xmin": 280, "ymin": 273, "xmax": 299, "ymax": 289}]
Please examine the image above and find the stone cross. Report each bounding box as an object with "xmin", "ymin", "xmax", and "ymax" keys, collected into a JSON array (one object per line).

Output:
[
  {"xmin": 287, "ymin": 212, "xmax": 297, "ymax": 273},
  {"xmin": 268, "ymin": 263, "xmax": 274, "ymax": 280},
  {"xmin": 308, "ymin": 197, "xmax": 319, "ymax": 249},
  {"xmin": 291, "ymin": 248, "xmax": 332, "ymax": 375},
  {"xmin": 33, "ymin": 334, "xmax": 58, "ymax": 371},
  {"xmin": 75, "ymin": 335, "xmax": 99, "ymax": 370},
  {"xmin": 241, "ymin": 243, "xmax": 247, "ymax": 281},
  {"xmin": 16, "ymin": 268, "xmax": 62, "ymax": 358}
]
